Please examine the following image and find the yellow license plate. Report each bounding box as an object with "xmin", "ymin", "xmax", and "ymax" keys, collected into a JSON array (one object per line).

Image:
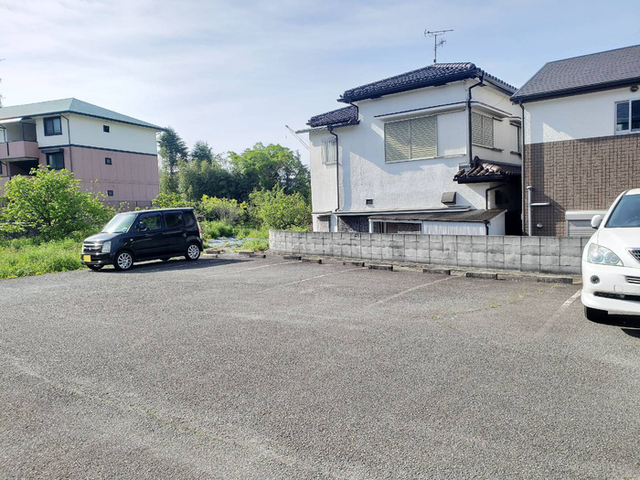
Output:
[{"xmin": 83, "ymin": 255, "xmax": 92, "ymax": 262}]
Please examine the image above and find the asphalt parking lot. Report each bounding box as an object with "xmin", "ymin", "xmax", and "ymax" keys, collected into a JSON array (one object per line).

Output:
[{"xmin": 1, "ymin": 255, "xmax": 640, "ymax": 479}]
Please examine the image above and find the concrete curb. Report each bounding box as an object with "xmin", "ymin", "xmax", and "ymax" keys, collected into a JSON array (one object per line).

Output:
[
  {"xmin": 205, "ymin": 249, "xmax": 221, "ymax": 255},
  {"xmin": 465, "ymin": 272, "xmax": 498, "ymax": 280},
  {"xmin": 302, "ymin": 258, "xmax": 322, "ymax": 264},
  {"xmin": 423, "ymin": 267, "xmax": 451, "ymax": 275},
  {"xmin": 282, "ymin": 255, "xmax": 302, "ymax": 260},
  {"xmin": 238, "ymin": 250, "xmax": 255, "ymax": 257},
  {"xmin": 368, "ymin": 264, "xmax": 393, "ymax": 271},
  {"xmin": 343, "ymin": 261, "xmax": 366, "ymax": 267},
  {"xmin": 537, "ymin": 275, "xmax": 574, "ymax": 284}
]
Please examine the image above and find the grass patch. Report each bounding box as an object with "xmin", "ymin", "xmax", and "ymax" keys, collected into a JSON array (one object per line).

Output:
[
  {"xmin": 237, "ymin": 238, "xmax": 269, "ymax": 252},
  {"xmin": 0, "ymin": 237, "xmax": 83, "ymax": 279},
  {"xmin": 200, "ymin": 220, "xmax": 235, "ymax": 240}
]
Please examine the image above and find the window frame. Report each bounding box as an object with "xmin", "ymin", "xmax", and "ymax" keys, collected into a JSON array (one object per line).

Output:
[
  {"xmin": 43, "ymin": 116, "xmax": 63, "ymax": 137},
  {"xmin": 615, "ymin": 99, "xmax": 640, "ymax": 135},
  {"xmin": 105, "ymin": 157, "xmax": 112, "ymax": 165},
  {"xmin": 384, "ymin": 114, "xmax": 438, "ymax": 163},
  {"xmin": 321, "ymin": 137, "xmax": 337, "ymax": 165},
  {"xmin": 103, "ymin": 125, "xmax": 110, "ymax": 133},
  {"xmin": 46, "ymin": 151, "xmax": 65, "ymax": 170},
  {"xmin": 107, "ymin": 190, "xmax": 114, "ymax": 197}
]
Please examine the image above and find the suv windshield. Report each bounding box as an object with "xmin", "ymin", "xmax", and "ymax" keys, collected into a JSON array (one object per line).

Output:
[
  {"xmin": 102, "ymin": 213, "xmax": 137, "ymax": 233},
  {"xmin": 606, "ymin": 195, "xmax": 640, "ymax": 228}
]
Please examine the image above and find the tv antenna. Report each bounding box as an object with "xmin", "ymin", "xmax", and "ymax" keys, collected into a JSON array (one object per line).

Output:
[{"xmin": 424, "ymin": 29, "xmax": 453, "ymax": 64}]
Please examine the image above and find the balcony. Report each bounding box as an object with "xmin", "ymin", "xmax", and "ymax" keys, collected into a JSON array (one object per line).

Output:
[{"xmin": 0, "ymin": 140, "xmax": 40, "ymax": 162}]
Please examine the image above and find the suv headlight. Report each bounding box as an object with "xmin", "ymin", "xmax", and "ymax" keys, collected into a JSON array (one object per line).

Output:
[
  {"xmin": 101, "ymin": 241, "xmax": 111, "ymax": 254},
  {"xmin": 587, "ymin": 243, "xmax": 622, "ymax": 266}
]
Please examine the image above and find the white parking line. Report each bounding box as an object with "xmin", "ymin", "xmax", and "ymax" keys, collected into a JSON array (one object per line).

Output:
[
  {"xmin": 374, "ymin": 276, "xmax": 453, "ymax": 305},
  {"xmin": 261, "ymin": 266, "xmax": 364, "ymax": 292},
  {"xmin": 534, "ymin": 289, "xmax": 582, "ymax": 338}
]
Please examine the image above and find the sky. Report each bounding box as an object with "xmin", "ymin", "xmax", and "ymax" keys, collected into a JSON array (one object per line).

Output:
[{"xmin": 1, "ymin": 0, "xmax": 639, "ymax": 165}]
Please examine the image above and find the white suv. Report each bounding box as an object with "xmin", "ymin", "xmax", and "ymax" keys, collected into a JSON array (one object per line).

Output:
[{"xmin": 582, "ymin": 189, "xmax": 640, "ymax": 322}]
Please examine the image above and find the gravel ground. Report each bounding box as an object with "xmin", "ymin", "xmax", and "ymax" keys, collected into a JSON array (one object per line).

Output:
[{"xmin": 1, "ymin": 255, "xmax": 639, "ymax": 479}]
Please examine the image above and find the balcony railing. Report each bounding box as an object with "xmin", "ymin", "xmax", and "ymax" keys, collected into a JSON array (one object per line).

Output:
[{"xmin": 0, "ymin": 140, "xmax": 40, "ymax": 161}]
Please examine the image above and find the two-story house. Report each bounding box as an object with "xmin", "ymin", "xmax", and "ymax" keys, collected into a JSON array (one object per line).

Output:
[
  {"xmin": 512, "ymin": 44, "xmax": 640, "ymax": 237},
  {"xmin": 0, "ymin": 98, "xmax": 162, "ymax": 207},
  {"xmin": 298, "ymin": 63, "xmax": 522, "ymax": 236}
]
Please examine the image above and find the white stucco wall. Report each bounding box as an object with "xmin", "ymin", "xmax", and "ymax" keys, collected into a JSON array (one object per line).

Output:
[
  {"xmin": 35, "ymin": 114, "xmax": 158, "ymax": 154},
  {"xmin": 308, "ymin": 79, "xmax": 520, "ymax": 222},
  {"xmin": 523, "ymin": 86, "xmax": 640, "ymax": 144}
]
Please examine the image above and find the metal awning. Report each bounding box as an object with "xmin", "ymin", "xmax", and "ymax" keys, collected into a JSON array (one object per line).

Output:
[{"xmin": 0, "ymin": 117, "xmax": 24, "ymax": 125}]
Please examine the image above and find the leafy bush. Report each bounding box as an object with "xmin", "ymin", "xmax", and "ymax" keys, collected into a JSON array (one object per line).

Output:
[
  {"xmin": 235, "ymin": 225, "xmax": 270, "ymax": 239},
  {"xmin": 0, "ymin": 167, "xmax": 113, "ymax": 240},
  {"xmin": 0, "ymin": 237, "xmax": 83, "ymax": 279},
  {"xmin": 199, "ymin": 195, "xmax": 248, "ymax": 223},
  {"xmin": 249, "ymin": 187, "xmax": 311, "ymax": 230},
  {"xmin": 151, "ymin": 192, "xmax": 194, "ymax": 209},
  {"xmin": 200, "ymin": 220, "xmax": 235, "ymax": 240}
]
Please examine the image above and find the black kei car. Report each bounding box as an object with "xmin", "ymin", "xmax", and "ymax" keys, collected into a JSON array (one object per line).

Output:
[{"xmin": 81, "ymin": 208, "xmax": 203, "ymax": 271}]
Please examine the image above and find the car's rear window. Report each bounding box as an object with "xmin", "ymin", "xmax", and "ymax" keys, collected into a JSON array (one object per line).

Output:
[
  {"xmin": 184, "ymin": 211, "xmax": 196, "ymax": 228},
  {"xmin": 606, "ymin": 194, "xmax": 640, "ymax": 228}
]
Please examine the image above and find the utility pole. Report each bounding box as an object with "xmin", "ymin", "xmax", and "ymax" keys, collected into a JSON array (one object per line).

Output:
[{"xmin": 424, "ymin": 30, "xmax": 453, "ymax": 64}]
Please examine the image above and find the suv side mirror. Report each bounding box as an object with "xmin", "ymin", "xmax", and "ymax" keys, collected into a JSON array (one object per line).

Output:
[
  {"xmin": 591, "ymin": 215, "xmax": 603, "ymax": 229},
  {"xmin": 138, "ymin": 221, "xmax": 148, "ymax": 232}
]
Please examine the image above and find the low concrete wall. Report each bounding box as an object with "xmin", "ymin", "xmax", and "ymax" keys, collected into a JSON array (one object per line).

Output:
[{"xmin": 269, "ymin": 231, "xmax": 588, "ymax": 275}]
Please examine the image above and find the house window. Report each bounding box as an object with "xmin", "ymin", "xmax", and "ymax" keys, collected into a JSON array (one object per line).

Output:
[
  {"xmin": 43, "ymin": 116, "xmax": 62, "ymax": 136},
  {"xmin": 105, "ymin": 157, "xmax": 112, "ymax": 165},
  {"xmin": 103, "ymin": 125, "xmax": 110, "ymax": 133},
  {"xmin": 472, "ymin": 112, "xmax": 494, "ymax": 148},
  {"xmin": 46, "ymin": 151, "xmax": 64, "ymax": 170},
  {"xmin": 321, "ymin": 137, "xmax": 336, "ymax": 165},
  {"xmin": 384, "ymin": 115, "xmax": 437, "ymax": 162},
  {"xmin": 616, "ymin": 100, "xmax": 640, "ymax": 133},
  {"xmin": 107, "ymin": 190, "xmax": 114, "ymax": 197}
]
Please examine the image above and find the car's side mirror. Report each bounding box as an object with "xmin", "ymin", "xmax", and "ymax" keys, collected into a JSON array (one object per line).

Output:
[
  {"xmin": 591, "ymin": 215, "xmax": 603, "ymax": 229},
  {"xmin": 138, "ymin": 221, "xmax": 148, "ymax": 232}
]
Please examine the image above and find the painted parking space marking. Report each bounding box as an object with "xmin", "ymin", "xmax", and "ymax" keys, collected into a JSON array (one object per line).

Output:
[
  {"xmin": 534, "ymin": 289, "xmax": 582, "ymax": 338},
  {"xmin": 374, "ymin": 276, "xmax": 453, "ymax": 305},
  {"xmin": 261, "ymin": 266, "xmax": 364, "ymax": 292}
]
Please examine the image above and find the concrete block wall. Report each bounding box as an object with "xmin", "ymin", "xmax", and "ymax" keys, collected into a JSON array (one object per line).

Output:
[{"xmin": 269, "ymin": 231, "xmax": 589, "ymax": 274}]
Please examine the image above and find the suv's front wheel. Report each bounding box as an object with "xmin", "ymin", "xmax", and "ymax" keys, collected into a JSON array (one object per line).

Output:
[
  {"xmin": 185, "ymin": 243, "xmax": 201, "ymax": 261},
  {"xmin": 114, "ymin": 250, "xmax": 134, "ymax": 271}
]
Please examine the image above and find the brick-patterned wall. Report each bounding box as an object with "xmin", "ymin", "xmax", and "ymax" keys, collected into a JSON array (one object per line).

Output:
[{"xmin": 525, "ymin": 134, "xmax": 640, "ymax": 236}]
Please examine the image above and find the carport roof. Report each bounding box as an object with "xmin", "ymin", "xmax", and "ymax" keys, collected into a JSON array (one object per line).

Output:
[{"xmin": 368, "ymin": 209, "xmax": 506, "ymax": 223}]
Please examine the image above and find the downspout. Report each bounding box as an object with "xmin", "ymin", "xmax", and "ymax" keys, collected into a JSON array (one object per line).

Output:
[
  {"xmin": 60, "ymin": 114, "xmax": 73, "ymax": 172},
  {"xmin": 527, "ymin": 185, "xmax": 533, "ymax": 237},
  {"xmin": 519, "ymin": 102, "xmax": 526, "ymax": 235},
  {"xmin": 467, "ymin": 72, "xmax": 484, "ymax": 167},
  {"xmin": 328, "ymin": 126, "xmax": 339, "ymax": 231}
]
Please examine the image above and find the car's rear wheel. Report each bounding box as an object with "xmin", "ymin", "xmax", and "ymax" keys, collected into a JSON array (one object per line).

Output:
[
  {"xmin": 585, "ymin": 306, "xmax": 608, "ymax": 322},
  {"xmin": 87, "ymin": 265, "xmax": 103, "ymax": 271},
  {"xmin": 114, "ymin": 251, "xmax": 134, "ymax": 271},
  {"xmin": 185, "ymin": 243, "xmax": 201, "ymax": 261}
]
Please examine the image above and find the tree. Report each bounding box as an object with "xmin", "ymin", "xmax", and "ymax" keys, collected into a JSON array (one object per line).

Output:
[
  {"xmin": 249, "ymin": 186, "xmax": 311, "ymax": 230},
  {"xmin": 190, "ymin": 141, "xmax": 214, "ymax": 164},
  {"xmin": 158, "ymin": 126, "xmax": 188, "ymax": 194},
  {"xmin": 0, "ymin": 167, "xmax": 112, "ymax": 239},
  {"xmin": 178, "ymin": 159, "xmax": 238, "ymax": 202},
  {"xmin": 229, "ymin": 143, "xmax": 310, "ymax": 201}
]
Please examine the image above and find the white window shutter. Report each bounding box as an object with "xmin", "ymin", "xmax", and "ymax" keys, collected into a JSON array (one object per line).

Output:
[
  {"xmin": 385, "ymin": 120, "xmax": 411, "ymax": 162},
  {"xmin": 472, "ymin": 112, "xmax": 483, "ymax": 145},
  {"xmin": 482, "ymin": 115, "xmax": 494, "ymax": 148},
  {"xmin": 410, "ymin": 116, "xmax": 437, "ymax": 159}
]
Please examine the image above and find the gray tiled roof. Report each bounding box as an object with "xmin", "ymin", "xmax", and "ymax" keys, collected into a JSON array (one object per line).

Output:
[
  {"xmin": 454, "ymin": 157, "xmax": 521, "ymax": 184},
  {"xmin": 512, "ymin": 44, "xmax": 640, "ymax": 102},
  {"xmin": 306, "ymin": 106, "xmax": 359, "ymax": 128},
  {"xmin": 339, "ymin": 62, "xmax": 516, "ymax": 103},
  {"xmin": 0, "ymin": 98, "xmax": 162, "ymax": 130}
]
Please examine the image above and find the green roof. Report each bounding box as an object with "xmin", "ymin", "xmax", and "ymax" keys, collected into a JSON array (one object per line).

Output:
[{"xmin": 0, "ymin": 98, "xmax": 163, "ymax": 130}]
